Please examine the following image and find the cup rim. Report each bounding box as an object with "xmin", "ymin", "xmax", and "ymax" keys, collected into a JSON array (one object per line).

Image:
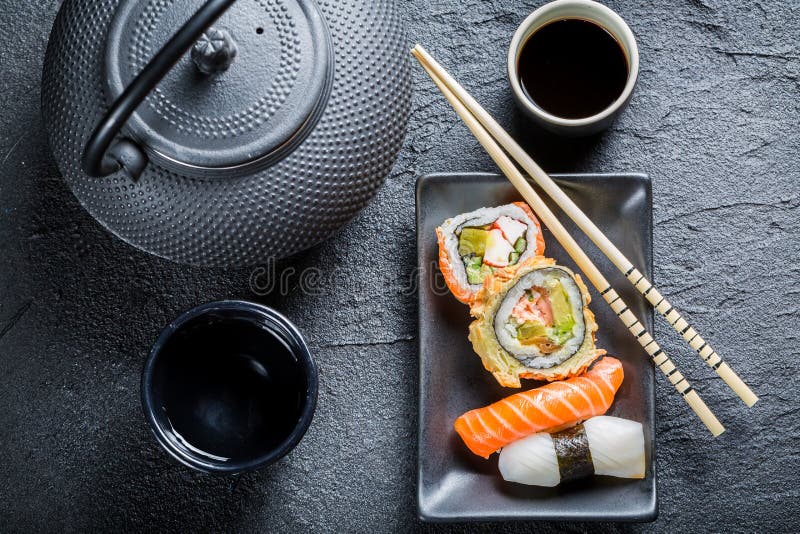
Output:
[
  {"xmin": 507, "ymin": 0, "xmax": 640, "ymax": 128},
  {"xmin": 140, "ymin": 300, "xmax": 318, "ymax": 474}
]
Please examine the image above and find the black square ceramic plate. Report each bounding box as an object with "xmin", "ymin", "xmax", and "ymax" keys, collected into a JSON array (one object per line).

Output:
[{"xmin": 416, "ymin": 172, "xmax": 656, "ymax": 522}]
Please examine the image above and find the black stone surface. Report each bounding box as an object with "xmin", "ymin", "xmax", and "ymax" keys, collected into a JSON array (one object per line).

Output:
[{"xmin": 1, "ymin": 0, "xmax": 798, "ymax": 531}]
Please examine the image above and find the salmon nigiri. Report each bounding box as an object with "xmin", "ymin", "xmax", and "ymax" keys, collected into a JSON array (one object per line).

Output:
[{"xmin": 454, "ymin": 357, "xmax": 624, "ymax": 458}]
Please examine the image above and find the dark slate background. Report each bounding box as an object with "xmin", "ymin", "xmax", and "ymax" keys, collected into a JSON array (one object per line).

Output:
[{"xmin": 1, "ymin": 0, "xmax": 798, "ymax": 532}]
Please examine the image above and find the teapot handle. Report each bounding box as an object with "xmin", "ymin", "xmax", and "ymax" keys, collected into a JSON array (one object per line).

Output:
[{"xmin": 82, "ymin": 0, "xmax": 236, "ymax": 180}]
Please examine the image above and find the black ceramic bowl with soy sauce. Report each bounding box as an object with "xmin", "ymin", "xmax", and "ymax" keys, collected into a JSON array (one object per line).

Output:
[{"xmin": 141, "ymin": 301, "xmax": 317, "ymax": 474}]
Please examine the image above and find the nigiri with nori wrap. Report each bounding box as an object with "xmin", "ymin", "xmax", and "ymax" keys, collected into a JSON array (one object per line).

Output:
[
  {"xmin": 469, "ymin": 256, "xmax": 604, "ymax": 387},
  {"xmin": 498, "ymin": 416, "xmax": 645, "ymax": 487},
  {"xmin": 436, "ymin": 203, "xmax": 546, "ymax": 304}
]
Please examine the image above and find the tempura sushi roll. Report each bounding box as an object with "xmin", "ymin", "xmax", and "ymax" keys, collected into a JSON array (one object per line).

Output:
[
  {"xmin": 436, "ymin": 203, "xmax": 545, "ymax": 304},
  {"xmin": 469, "ymin": 256, "xmax": 604, "ymax": 387},
  {"xmin": 498, "ymin": 416, "xmax": 646, "ymax": 487}
]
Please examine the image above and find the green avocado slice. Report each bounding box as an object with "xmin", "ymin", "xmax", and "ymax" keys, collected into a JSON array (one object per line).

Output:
[
  {"xmin": 517, "ymin": 321, "xmax": 548, "ymax": 340},
  {"xmin": 548, "ymin": 281, "xmax": 576, "ymax": 343},
  {"xmin": 458, "ymin": 227, "xmax": 489, "ymax": 257},
  {"xmin": 463, "ymin": 255, "xmax": 484, "ymax": 285}
]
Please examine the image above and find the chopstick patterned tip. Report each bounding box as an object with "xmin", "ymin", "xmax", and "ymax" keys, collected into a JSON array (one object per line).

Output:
[
  {"xmin": 623, "ymin": 267, "xmax": 759, "ymax": 407},
  {"xmin": 602, "ymin": 285, "xmax": 725, "ymax": 436},
  {"xmin": 601, "ymin": 288, "xmax": 726, "ymax": 437}
]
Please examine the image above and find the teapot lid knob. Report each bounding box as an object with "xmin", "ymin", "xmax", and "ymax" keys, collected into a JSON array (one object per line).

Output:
[{"xmin": 191, "ymin": 27, "xmax": 237, "ymax": 75}]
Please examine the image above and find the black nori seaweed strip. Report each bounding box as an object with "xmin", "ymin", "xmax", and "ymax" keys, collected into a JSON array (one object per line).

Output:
[{"xmin": 552, "ymin": 424, "xmax": 594, "ymax": 483}]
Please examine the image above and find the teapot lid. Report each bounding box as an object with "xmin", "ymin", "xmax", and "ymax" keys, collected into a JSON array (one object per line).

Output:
[{"xmin": 104, "ymin": 0, "xmax": 333, "ymax": 176}]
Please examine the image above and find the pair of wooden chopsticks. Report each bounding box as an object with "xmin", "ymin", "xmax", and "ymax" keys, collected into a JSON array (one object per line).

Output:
[{"xmin": 412, "ymin": 44, "xmax": 758, "ymax": 436}]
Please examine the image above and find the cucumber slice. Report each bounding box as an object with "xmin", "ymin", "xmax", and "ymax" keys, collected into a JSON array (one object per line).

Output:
[
  {"xmin": 463, "ymin": 255, "xmax": 484, "ymax": 285},
  {"xmin": 513, "ymin": 237, "xmax": 527, "ymax": 254}
]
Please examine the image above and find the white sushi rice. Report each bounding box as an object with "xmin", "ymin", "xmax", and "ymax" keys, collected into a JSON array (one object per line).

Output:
[
  {"xmin": 440, "ymin": 204, "xmax": 541, "ymax": 292},
  {"xmin": 493, "ymin": 267, "xmax": 586, "ymax": 368}
]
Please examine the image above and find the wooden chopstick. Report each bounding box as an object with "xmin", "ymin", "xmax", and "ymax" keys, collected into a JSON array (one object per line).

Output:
[
  {"xmin": 412, "ymin": 44, "xmax": 757, "ymax": 409},
  {"xmin": 412, "ymin": 46, "xmax": 725, "ymax": 436}
]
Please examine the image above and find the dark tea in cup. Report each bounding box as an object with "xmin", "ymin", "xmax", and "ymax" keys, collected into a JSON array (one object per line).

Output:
[
  {"xmin": 517, "ymin": 18, "xmax": 628, "ymax": 120},
  {"xmin": 142, "ymin": 301, "xmax": 317, "ymax": 473},
  {"xmin": 507, "ymin": 0, "xmax": 639, "ymax": 136}
]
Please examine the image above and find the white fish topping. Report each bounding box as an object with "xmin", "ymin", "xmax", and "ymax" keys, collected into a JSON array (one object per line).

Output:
[{"xmin": 498, "ymin": 416, "xmax": 645, "ymax": 487}]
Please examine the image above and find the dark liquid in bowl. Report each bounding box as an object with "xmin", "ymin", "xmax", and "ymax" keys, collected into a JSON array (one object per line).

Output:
[
  {"xmin": 155, "ymin": 317, "xmax": 304, "ymax": 461},
  {"xmin": 518, "ymin": 18, "xmax": 628, "ymax": 119}
]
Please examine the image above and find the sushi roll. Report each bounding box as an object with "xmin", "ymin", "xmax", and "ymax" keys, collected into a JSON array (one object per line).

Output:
[
  {"xmin": 498, "ymin": 416, "xmax": 646, "ymax": 487},
  {"xmin": 469, "ymin": 256, "xmax": 605, "ymax": 387},
  {"xmin": 436, "ymin": 203, "xmax": 546, "ymax": 304}
]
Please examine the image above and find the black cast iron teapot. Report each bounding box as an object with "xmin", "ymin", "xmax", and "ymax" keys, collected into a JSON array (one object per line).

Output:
[{"xmin": 42, "ymin": 0, "xmax": 411, "ymax": 266}]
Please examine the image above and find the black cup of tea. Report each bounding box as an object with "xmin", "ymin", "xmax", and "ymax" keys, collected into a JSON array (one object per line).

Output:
[
  {"xmin": 141, "ymin": 301, "xmax": 317, "ymax": 474},
  {"xmin": 508, "ymin": 0, "xmax": 640, "ymax": 136}
]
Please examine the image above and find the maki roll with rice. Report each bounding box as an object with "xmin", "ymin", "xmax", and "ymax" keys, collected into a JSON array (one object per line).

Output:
[
  {"xmin": 436, "ymin": 203, "xmax": 546, "ymax": 304},
  {"xmin": 469, "ymin": 256, "xmax": 604, "ymax": 387}
]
